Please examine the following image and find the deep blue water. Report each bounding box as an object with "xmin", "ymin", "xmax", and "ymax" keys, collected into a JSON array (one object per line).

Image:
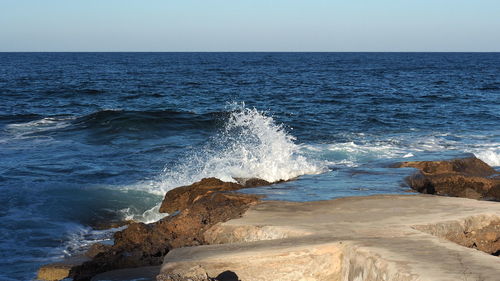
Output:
[{"xmin": 1, "ymin": 52, "xmax": 499, "ymax": 280}]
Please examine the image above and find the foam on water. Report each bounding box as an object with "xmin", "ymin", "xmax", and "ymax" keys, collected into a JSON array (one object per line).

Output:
[
  {"xmin": 320, "ymin": 141, "xmax": 409, "ymax": 167},
  {"xmin": 0, "ymin": 203, "xmax": 112, "ymax": 280},
  {"xmin": 127, "ymin": 123, "xmax": 498, "ymax": 222},
  {"xmin": 158, "ymin": 103, "xmax": 325, "ymax": 193},
  {"xmin": 302, "ymin": 134, "xmax": 500, "ymax": 169},
  {"xmin": 120, "ymin": 203, "xmax": 166, "ymax": 224},
  {"xmin": 125, "ymin": 126, "xmax": 499, "ymax": 223},
  {"xmin": 4, "ymin": 117, "xmax": 72, "ymax": 137},
  {"xmin": 470, "ymin": 147, "xmax": 500, "ymax": 167}
]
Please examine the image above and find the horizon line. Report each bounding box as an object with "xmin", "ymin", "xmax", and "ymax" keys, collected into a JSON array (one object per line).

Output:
[{"xmin": 1, "ymin": 51, "xmax": 500, "ymax": 53}]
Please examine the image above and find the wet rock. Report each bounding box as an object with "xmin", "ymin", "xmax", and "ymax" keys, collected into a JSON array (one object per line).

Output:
[
  {"xmin": 37, "ymin": 264, "xmax": 73, "ymax": 281},
  {"xmin": 85, "ymin": 243, "xmax": 112, "ymax": 258},
  {"xmin": 394, "ymin": 157, "xmax": 500, "ymax": 200},
  {"xmin": 68, "ymin": 178, "xmax": 261, "ymax": 281},
  {"xmin": 159, "ymin": 178, "xmax": 244, "ymax": 214},
  {"xmin": 90, "ymin": 220, "xmax": 134, "ymax": 231},
  {"xmin": 394, "ymin": 157, "xmax": 496, "ymax": 176},
  {"xmin": 233, "ymin": 177, "xmax": 272, "ymax": 188},
  {"xmin": 38, "ymin": 244, "xmax": 111, "ymax": 281},
  {"xmin": 37, "ymin": 256, "xmax": 90, "ymax": 281}
]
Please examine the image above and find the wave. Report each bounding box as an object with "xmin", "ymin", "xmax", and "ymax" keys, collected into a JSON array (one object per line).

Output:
[
  {"xmin": 2, "ymin": 110, "xmax": 223, "ymax": 142},
  {"xmin": 4, "ymin": 116, "xmax": 73, "ymax": 140},
  {"xmin": 157, "ymin": 104, "xmax": 325, "ymax": 193},
  {"xmin": 473, "ymin": 149, "xmax": 500, "ymax": 167},
  {"xmin": 71, "ymin": 109, "xmax": 221, "ymax": 132}
]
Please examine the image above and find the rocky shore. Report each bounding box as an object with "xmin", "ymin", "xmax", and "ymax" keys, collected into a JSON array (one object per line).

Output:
[
  {"xmin": 393, "ymin": 157, "xmax": 500, "ymax": 200},
  {"xmin": 38, "ymin": 178, "xmax": 262, "ymax": 281},
  {"xmin": 37, "ymin": 157, "xmax": 500, "ymax": 281}
]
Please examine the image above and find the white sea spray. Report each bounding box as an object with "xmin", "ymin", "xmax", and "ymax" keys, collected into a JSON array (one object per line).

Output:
[{"xmin": 157, "ymin": 103, "xmax": 325, "ymax": 193}]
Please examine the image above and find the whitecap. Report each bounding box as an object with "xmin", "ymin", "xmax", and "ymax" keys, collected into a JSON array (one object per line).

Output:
[
  {"xmin": 157, "ymin": 103, "xmax": 326, "ymax": 193},
  {"xmin": 4, "ymin": 117, "xmax": 73, "ymax": 141},
  {"xmin": 120, "ymin": 203, "xmax": 167, "ymax": 223},
  {"xmin": 472, "ymin": 148, "xmax": 500, "ymax": 167}
]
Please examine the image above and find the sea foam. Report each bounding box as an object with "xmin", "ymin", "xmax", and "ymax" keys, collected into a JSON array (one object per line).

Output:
[
  {"xmin": 473, "ymin": 148, "xmax": 500, "ymax": 167},
  {"xmin": 158, "ymin": 103, "xmax": 324, "ymax": 193}
]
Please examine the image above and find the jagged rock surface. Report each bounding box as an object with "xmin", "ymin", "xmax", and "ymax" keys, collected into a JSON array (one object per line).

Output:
[
  {"xmin": 39, "ymin": 178, "xmax": 260, "ymax": 281},
  {"xmin": 394, "ymin": 157, "xmax": 500, "ymax": 200}
]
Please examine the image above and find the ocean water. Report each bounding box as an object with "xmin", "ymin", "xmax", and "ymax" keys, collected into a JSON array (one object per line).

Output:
[{"xmin": 0, "ymin": 52, "xmax": 499, "ymax": 280}]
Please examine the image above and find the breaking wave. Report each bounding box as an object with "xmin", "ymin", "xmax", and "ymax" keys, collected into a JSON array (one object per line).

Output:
[
  {"xmin": 472, "ymin": 147, "xmax": 500, "ymax": 167},
  {"xmin": 158, "ymin": 104, "xmax": 325, "ymax": 193}
]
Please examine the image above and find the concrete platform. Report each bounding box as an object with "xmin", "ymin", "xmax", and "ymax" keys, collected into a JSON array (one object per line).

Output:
[{"xmin": 159, "ymin": 194, "xmax": 500, "ymax": 281}]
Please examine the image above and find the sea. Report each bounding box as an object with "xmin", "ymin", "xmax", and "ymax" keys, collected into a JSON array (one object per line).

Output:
[{"xmin": 0, "ymin": 52, "xmax": 499, "ymax": 280}]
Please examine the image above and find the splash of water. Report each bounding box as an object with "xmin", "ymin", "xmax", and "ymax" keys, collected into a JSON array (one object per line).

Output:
[
  {"xmin": 158, "ymin": 104, "xmax": 324, "ymax": 193},
  {"xmin": 120, "ymin": 203, "xmax": 165, "ymax": 224},
  {"xmin": 473, "ymin": 148, "xmax": 500, "ymax": 167}
]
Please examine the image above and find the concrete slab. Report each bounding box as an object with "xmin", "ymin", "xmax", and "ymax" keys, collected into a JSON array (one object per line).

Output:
[{"xmin": 159, "ymin": 194, "xmax": 500, "ymax": 281}]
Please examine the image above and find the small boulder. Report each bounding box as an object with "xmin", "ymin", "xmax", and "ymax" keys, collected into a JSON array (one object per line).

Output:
[
  {"xmin": 394, "ymin": 157, "xmax": 500, "ymax": 200},
  {"xmin": 233, "ymin": 177, "xmax": 272, "ymax": 188},
  {"xmin": 394, "ymin": 157, "xmax": 496, "ymax": 177},
  {"xmin": 37, "ymin": 256, "xmax": 90, "ymax": 281},
  {"xmin": 159, "ymin": 178, "xmax": 243, "ymax": 214},
  {"xmin": 37, "ymin": 264, "xmax": 72, "ymax": 281}
]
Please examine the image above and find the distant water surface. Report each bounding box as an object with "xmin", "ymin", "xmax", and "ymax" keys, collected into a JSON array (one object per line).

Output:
[{"xmin": 0, "ymin": 52, "xmax": 499, "ymax": 280}]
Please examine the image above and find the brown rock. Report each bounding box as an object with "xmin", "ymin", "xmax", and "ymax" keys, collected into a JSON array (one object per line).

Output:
[
  {"xmin": 233, "ymin": 177, "xmax": 272, "ymax": 188},
  {"xmin": 159, "ymin": 178, "xmax": 244, "ymax": 214},
  {"xmin": 85, "ymin": 243, "xmax": 112, "ymax": 259},
  {"xmin": 394, "ymin": 157, "xmax": 500, "ymax": 200},
  {"xmin": 37, "ymin": 264, "xmax": 72, "ymax": 281},
  {"xmin": 37, "ymin": 256, "xmax": 90, "ymax": 281},
  {"xmin": 464, "ymin": 222, "xmax": 500, "ymax": 255},
  {"xmin": 90, "ymin": 220, "xmax": 134, "ymax": 231},
  {"xmin": 394, "ymin": 157, "xmax": 496, "ymax": 177},
  {"xmin": 68, "ymin": 178, "xmax": 260, "ymax": 281}
]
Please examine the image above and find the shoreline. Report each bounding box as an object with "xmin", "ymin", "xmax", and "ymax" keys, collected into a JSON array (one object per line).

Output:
[
  {"xmin": 38, "ymin": 156, "xmax": 500, "ymax": 281},
  {"xmin": 157, "ymin": 194, "xmax": 500, "ymax": 281}
]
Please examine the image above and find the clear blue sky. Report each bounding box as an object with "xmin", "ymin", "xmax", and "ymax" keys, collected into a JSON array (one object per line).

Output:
[{"xmin": 1, "ymin": 0, "xmax": 499, "ymax": 51}]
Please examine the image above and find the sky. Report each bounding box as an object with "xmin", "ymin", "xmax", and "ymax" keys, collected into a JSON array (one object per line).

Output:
[{"xmin": 1, "ymin": 0, "xmax": 499, "ymax": 52}]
